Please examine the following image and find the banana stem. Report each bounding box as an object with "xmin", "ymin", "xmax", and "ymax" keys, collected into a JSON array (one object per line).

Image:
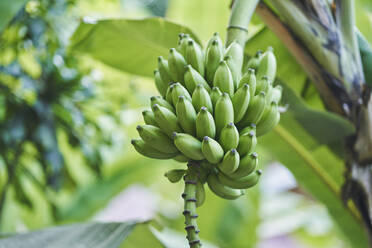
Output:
[
  {"xmin": 226, "ymin": 0, "xmax": 259, "ymax": 47},
  {"xmin": 183, "ymin": 162, "xmax": 201, "ymax": 248}
]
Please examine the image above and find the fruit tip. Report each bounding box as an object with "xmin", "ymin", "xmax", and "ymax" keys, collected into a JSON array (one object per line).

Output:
[
  {"xmin": 211, "ymin": 39, "xmax": 218, "ymax": 45},
  {"xmin": 257, "ymin": 170, "xmax": 263, "ymax": 175},
  {"xmin": 248, "ymin": 131, "xmax": 255, "ymax": 137},
  {"xmin": 200, "ymin": 106, "xmax": 207, "ymax": 111},
  {"xmin": 130, "ymin": 139, "xmax": 136, "ymax": 145},
  {"xmin": 136, "ymin": 125, "xmax": 142, "ymax": 130},
  {"xmin": 188, "ymin": 40, "xmax": 194, "ymax": 45},
  {"xmin": 172, "ymin": 132, "xmax": 178, "ymax": 138},
  {"xmin": 252, "ymin": 152, "xmax": 258, "ymax": 158},
  {"xmin": 152, "ymin": 104, "xmax": 159, "ymax": 110},
  {"xmin": 203, "ymin": 136, "xmax": 209, "ymax": 142},
  {"xmin": 247, "ymin": 68, "xmax": 255, "ymax": 73},
  {"xmin": 169, "ymin": 48, "xmax": 175, "ymax": 53},
  {"xmin": 231, "ymin": 148, "xmax": 237, "ymax": 154},
  {"xmin": 259, "ymin": 91, "xmax": 266, "ymax": 96}
]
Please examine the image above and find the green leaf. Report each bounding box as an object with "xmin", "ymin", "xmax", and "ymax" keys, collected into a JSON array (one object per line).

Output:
[
  {"xmin": 69, "ymin": 17, "xmax": 200, "ymax": 77},
  {"xmin": 0, "ymin": 221, "xmax": 138, "ymax": 248},
  {"xmin": 0, "ymin": 0, "xmax": 29, "ymax": 33},
  {"xmin": 357, "ymin": 30, "xmax": 372, "ymax": 86},
  {"xmin": 259, "ymin": 83, "xmax": 367, "ymax": 247}
]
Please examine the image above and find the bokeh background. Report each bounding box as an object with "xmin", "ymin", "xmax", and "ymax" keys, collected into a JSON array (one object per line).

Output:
[{"xmin": 0, "ymin": 0, "xmax": 371, "ymax": 247}]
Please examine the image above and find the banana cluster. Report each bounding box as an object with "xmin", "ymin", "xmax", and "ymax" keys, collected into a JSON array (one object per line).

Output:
[{"xmin": 132, "ymin": 33, "xmax": 282, "ymax": 202}]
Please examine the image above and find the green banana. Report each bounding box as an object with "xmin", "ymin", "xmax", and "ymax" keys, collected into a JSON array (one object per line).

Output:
[
  {"xmin": 229, "ymin": 153, "xmax": 258, "ymax": 179},
  {"xmin": 152, "ymin": 104, "xmax": 182, "ymax": 137},
  {"xmin": 136, "ymin": 124, "xmax": 178, "ymax": 153},
  {"xmin": 205, "ymin": 38, "xmax": 223, "ymax": 84},
  {"xmin": 142, "ymin": 110, "xmax": 158, "ymax": 126},
  {"xmin": 201, "ymin": 136, "xmax": 224, "ymax": 164},
  {"xmin": 237, "ymin": 130, "xmax": 257, "ymax": 156},
  {"xmin": 256, "ymin": 102, "xmax": 280, "ymax": 136},
  {"xmin": 165, "ymin": 84, "xmax": 175, "ymax": 106},
  {"xmin": 154, "ymin": 69, "xmax": 168, "ymax": 97},
  {"xmin": 224, "ymin": 42, "xmax": 243, "ymax": 88},
  {"xmin": 150, "ymin": 96, "xmax": 175, "ymax": 113},
  {"xmin": 131, "ymin": 139, "xmax": 177, "ymax": 159},
  {"xmin": 217, "ymin": 170, "xmax": 262, "ymax": 189},
  {"xmin": 207, "ymin": 173, "xmax": 244, "ymax": 200},
  {"xmin": 270, "ymin": 85, "xmax": 282, "ymax": 103},
  {"xmin": 173, "ymin": 132, "xmax": 204, "ymax": 160},
  {"xmin": 206, "ymin": 32, "xmax": 223, "ymax": 53},
  {"xmin": 210, "ymin": 86, "xmax": 222, "ymax": 108},
  {"xmin": 232, "ymin": 84, "xmax": 250, "ymax": 122},
  {"xmin": 177, "ymin": 33, "xmax": 190, "ymax": 57},
  {"xmin": 186, "ymin": 39, "xmax": 204, "ymax": 76},
  {"xmin": 172, "ymin": 82, "xmax": 192, "ymax": 104},
  {"xmin": 192, "ymin": 84, "xmax": 213, "ymax": 114},
  {"xmin": 244, "ymin": 50, "xmax": 263, "ymax": 72},
  {"xmin": 196, "ymin": 181, "xmax": 206, "ymax": 207},
  {"xmin": 213, "ymin": 60, "xmax": 234, "ymax": 97},
  {"xmin": 256, "ymin": 76, "xmax": 270, "ymax": 94},
  {"xmin": 168, "ymin": 48, "xmax": 187, "ymax": 83},
  {"xmin": 238, "ymin": 69, "xmax": 256, "ymax": 97},
  {"xmin": 165, "ymin": 169, "xmax": 187, "ymax": 183},
  {"xmin": 214, "ymin": 93, "xmax": 234, "ymax": 136},
  {"xmin": 173, "ymin": 154, "xmax": 189, "ymax": 163},
  {"xmin": 256, "ymin": 47, "xmax": 276, "ymax": 83},
  {"xmin": 196, "ymin": 107, "xmax": 216, "ymax": 139},
  {"xmin": 238, "ymin": 91, "xmax": 266, "ymax": 127},
  {"xmin": 176, "ymin": 96, "xmax": 197, "ymax": 136},
  {"xmin": 219, "ymin": 122, "xmax": 239, "ymax": 152},
  {"xmin": 218, "ymin": 149, "xmax": 240, "ymax": 174},
  {"xmin": 240, "ymin": 123, "xmax": 256, "ymax": 136},
  {"xmin": 158, "ymin": 56, "xmax": 172, "ymax": 83},
  {"xmin": 184, "ymin": 65, "xmax": 211, "ymax": 93}
]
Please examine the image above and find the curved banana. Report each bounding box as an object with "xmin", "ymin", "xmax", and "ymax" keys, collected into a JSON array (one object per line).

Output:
[
  {"xmin": 142, "ymin": 110, "xmax": 158, "ymax": 127},
  {"xmin": 219, "ymin": 122, "xmax": 239, "ymax": 152},
  {"xmin": 165, "ymin": 169, "xmax": 187, "ymax": 183},
  {"xmin": 165, "ymin": 84, "xmax": 175, "ymax": 106},
  {"xmin": 256, "ymin": 47, "xmax": 276, "ymax": 83},
  {"xmin": 256, "ymin": 76, "xmax": 270, "ymax": 94},
  {"xmin": 152, "ymin": 104, "xmax": 182, "ymax": 137},
  {"xmin": 232, "ymin": 84, "xmax": 250, "ymax": 122},
  {"xmin": 151, "ymin": 96, "xmax": 175, "ymax": 113},
  {"xmin": 238, "ymin": 69, "xmax": 256, "ymax": 97},
  {"xmin": 172, "ymin": 82, "xmax": 192, "ymax": 104},
  {"xmin": 210, "ymin": 86, "xmax": 222, "ymax": 108},
  {"xmin": 240, "ymin": 123, "xmax": 256, "ymax": 136},
  {"xmin": 173, "ymin": 132, "xmax": 204, "ymax": 160},
  {"xmin": 168, "ymin": 48, "xmax": 187, "ymax": 83},
  {"xmin": 238, "ymin": 91, "xmax": 266, "ymax": 127},
  {"xmin": 192, "ymin": 84, "xmax": 213, "ymax": 114},
  {"xmin": 218, "ymin": 149, "xmax": 240, "ymax": 174},
  {"xmin": 201, "ymin": 136, "xmax": 224, "ymax": 164},
  {"xmin": 131, "ymin": 139, "xmax": 177, "ymax": 159},
  {"xmin": 207, "ymin": 173, "xmax": 244, "ymax": 200},
  {"xmin": 213, "ymin": 60, "xmax": 234, "ymax": 97},
  {"xmin": 214, "ymin": 93, "xmax": 234, "ymax": 136},
  {"xmin": 224, "ymin": 42, "xmax": 243, "ymax": 88},
  {"xmin": 196, "ymin": 107, "xmax": 216, "ymax": 139},
  {"xmin": 244, "ymin": 50, "xmax": 263, "ymax": 72},
  {"xmin": 217, "ymin": 170, "xmax": 262, "ymax": 189},
  {"xmin": 205, "ymin": 37, "xmax": 223, "ymax": 84},
  {"xmin": 270, "ymin": 85, "xmax": 282, "ymax": 104},
  {"xmin": 229, "ymin": 153, "xmax": 258, "ymax": 179},
  {"xmin": 136, "ymin": 124, "xmax": 178, "ymax": 153},
  {"xmin": 184, "ymin": 65, "xmax": 211, "ymax": 93},
  {"xmin": 176, "ymin": 96, "xmax": 197, "ymax": 136},
  {"xmin": 177, "ymin": 33, "xmax": 190, "ymax": 57},
  {"xmin": 154, "ymin": 69, "xmax": 168, "ymax": 97},
  {"xmin": 186, "ymin": 39, "xmax": 204, "ymax": 76},
  {"xmin": 158, "ymin": 56, "xmax": 172, "ymax": 83},
  {"xmin": 237, "ymin": 130, "xmax": 257, "ymax": 156},
  {"xmin": 256, "ymin": 102, "xmax": 280, "ymax": 137}
]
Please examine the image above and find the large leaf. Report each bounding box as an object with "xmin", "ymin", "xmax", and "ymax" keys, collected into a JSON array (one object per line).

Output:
[
  {"xmin": 0, "ymin": 0, "xmax": 29, "ymax": 33},
  {"xmin": 69, "ymin": 17, "xmax": 200, "ymax": 77},
  {"xmin": 0, "ymin": 221, "xmax": 138, "ymax": 248}
]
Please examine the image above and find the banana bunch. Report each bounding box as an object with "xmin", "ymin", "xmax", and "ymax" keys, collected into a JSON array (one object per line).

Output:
[{"xmin": 132, "ymin": 33, "xmax": 282, "ymax": 202}]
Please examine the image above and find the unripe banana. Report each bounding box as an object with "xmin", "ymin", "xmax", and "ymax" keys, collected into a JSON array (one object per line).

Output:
[
  {"xmin": 206, "ymin": 32, "xmax": 223, "ymax": 53},
  {"xmin": 152, "ymin": 104, "xmax": 182, "ymax": 137},
  {"xmin": 270, "ymin": 85, "xmax": 282, "ymax": 103},
  {"xmin": 154, "ymin": 70, "xmax": 168, "ymax": 97},
  {"xmin": 240, "ymin": 123, "xmax": 256, "ymax": 136},
  {"xmin": 205, "ymin": 38, "xmax": 223, "ymax": 84},
  {"xmin": 232, "ymin": 84, "xmax": 250, "ymax": 122},
  {"xmin": 214, "ymin": 93, "xmax": 234, "ymax": 136},
  {"xmin": 172, "ymin": 82, "xmax": 192, "ymax": 104},
  {"xmin": 168, "ymin": 48, "xmax": 187, "ymax": 83},
  {"xmin": 201, "ymin": 136, "xmax": 224, "ymax": 164},
  {"xmin": 256, "ymin": 76, "xmax": 270, "ymax": 94},
  {"xmin": 245, "ymin": 50, "xmax": 263, "ymax": 72},
  {"xmin": 136, "ymin": 125, "xmax": 178, "ymax": 153},
  {"xmin": 219, "ymin": 123, "xmax": 239, "ymax": 152},
  {"xmin": 151, "ymin": 96, "xmax": 175, "ymax": 113},
  {"xmin": 165, "ymin": 169, "xmax": 187, "ymax": 183},
  {"xmin": 165, "ymin": 84, "xmax": 175, "ymax": 106},
  {"xmin": 237, "ymin": 130, "xmax": 257, "ymax": 156},
  {"xmin": 256, "ymin": 102, "xmax": 280, "ymax": 136},
  {"xmin": 177, "ymin": 33, "xmax": 190, "ymax": 57},
  {"xmin": 196, "ymin": 107, "xmax": 216, "ymax": 139},
  {"xmin": 224, "ymin": 42, "xmax": 243, "ymax": 88},
  {"xmin": 173, "ymin": 154, "xmax": 189, "ymax": 163},
  {"xmin": 238, "ymin": 91, "xmax": 266, "ymax": 127},
  {"xmin": 158, "ymin": 56, "xmax": 172, "ymax": 83},
  {"xmin": 207, "ymin": 173, "xmax": 244, "ymax": 200},
  {"xmin": 256, "ymin": 47, "xmax": 276, "ymax": 83},
  {"xmin": 210, "ymin": 86, "xmax": 222, "ymax": 108},
  {"xmin": 238, "ymin": 69, "xmax": 256, "ymax": 97},
  {"xmin": 213, "ymin": 61, "xmax": 234, "ymax": 97},
  {"xmin": 218, "ymin": 149, "xmax": 240, "ymax": 174},
  {"xmin": 142, "ymin": 110, "xmax": 158, "ymax": 126},
  {"xmin": 176, "ymin": 96, "xmax": 196, "ymax": 136},
  {"xmin": 186, "ymin": 39, "xmax": 204, "ymax": 76},
  {"xmin": 217, "ymin": 170, "xmax": 262, "ymax": 189},
  {"xmin": 184, "ymin": 65, "xmax": 211, "ymax": 93},
  {"xmin": 196, "ymin": 181, "xmax": 206, "ymax": 207},
  {"xmin": 131, "ymin": 139, "xmax": 177, "ymax": 159},
  {"xmin": 192, "ymin": 84, "xmax": 213, "ymax": 114},
  {"xmin": 229, "ymin": 152, "xmax": 258, "ymax": 179},
  {"xmin": 173, "ymin": 132, "xmax": 204, "ymax": 160}
]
